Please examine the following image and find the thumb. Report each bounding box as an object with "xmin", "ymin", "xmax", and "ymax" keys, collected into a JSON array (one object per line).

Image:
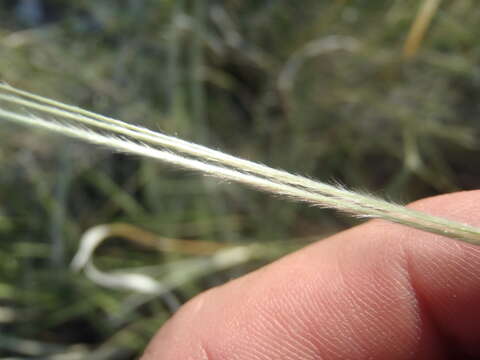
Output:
[{"xmin": 142, "ymin": 190, "xmax": 480, "ymax": 359}]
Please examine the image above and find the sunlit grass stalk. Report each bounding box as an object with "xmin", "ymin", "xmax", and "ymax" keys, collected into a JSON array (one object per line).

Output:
[
  {"xmin": 403, "ymin": 0, "xmax": 442, "ymax": 59},
  {"xmin": 1, "ymin": 85, "xmax": 480, "ymax": 245},
  {"xmin": 0, "ymin": 84, "xmax": 421, "ymax": 213}
]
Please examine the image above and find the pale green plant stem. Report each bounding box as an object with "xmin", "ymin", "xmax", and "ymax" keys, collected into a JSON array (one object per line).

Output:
[
  {"xmin": 0, "ymin": 85, "xmax": 475, "ymax": 238},
  {"xmin": 2, "ymin": 105, "xmax": 480, "ymax": 245},
  {"xmin": 0, "ymin": 109, "xmax": 370, "ymax": 216},
  {"xmin": 0, "ymin": 85, "xmax": 414, "ymax": 213},
  {"xmin": 191, "ymin": 0, "xmax": 207, "ymax": 141}
]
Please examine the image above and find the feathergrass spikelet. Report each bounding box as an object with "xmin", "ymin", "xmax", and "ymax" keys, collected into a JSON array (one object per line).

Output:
[{"xmin": 1, "ymin": 83, "xmax": 480, "ymax": 245}]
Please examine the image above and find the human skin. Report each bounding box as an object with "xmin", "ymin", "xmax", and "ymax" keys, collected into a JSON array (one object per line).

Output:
[{"xmin": 141, "ymin": 190, "xmax": 480, "ymax": 359}]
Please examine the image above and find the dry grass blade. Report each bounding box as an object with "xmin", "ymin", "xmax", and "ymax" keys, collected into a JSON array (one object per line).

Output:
[{"xmin": 403, "ymin": 0, "xmax": 442, "ymax": 59}]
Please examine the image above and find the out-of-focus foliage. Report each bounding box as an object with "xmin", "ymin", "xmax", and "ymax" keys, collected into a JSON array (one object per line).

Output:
[{"xmin": 1, "ymin": 0, "xmax": 480, "ymax": 358}]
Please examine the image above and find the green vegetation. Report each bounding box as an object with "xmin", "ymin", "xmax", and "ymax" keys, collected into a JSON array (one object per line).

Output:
[{"xmin": 1, "ymin": 1, "xmax": 480, "ymax": 358}]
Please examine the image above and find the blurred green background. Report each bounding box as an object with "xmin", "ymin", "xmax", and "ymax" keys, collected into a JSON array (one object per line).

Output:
[{"xmin": 1, "ymin": 0, "xmax": 480, "ymax": 358}]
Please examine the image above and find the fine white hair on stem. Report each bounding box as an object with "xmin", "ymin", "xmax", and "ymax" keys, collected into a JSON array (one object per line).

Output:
[
  {"xmin": 0, "ymin": 85, "xmax": 439, "ymax": 218},
  {"xmin": 1, "ymin": 85, "xmax": 480, "ymax": 245}
]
